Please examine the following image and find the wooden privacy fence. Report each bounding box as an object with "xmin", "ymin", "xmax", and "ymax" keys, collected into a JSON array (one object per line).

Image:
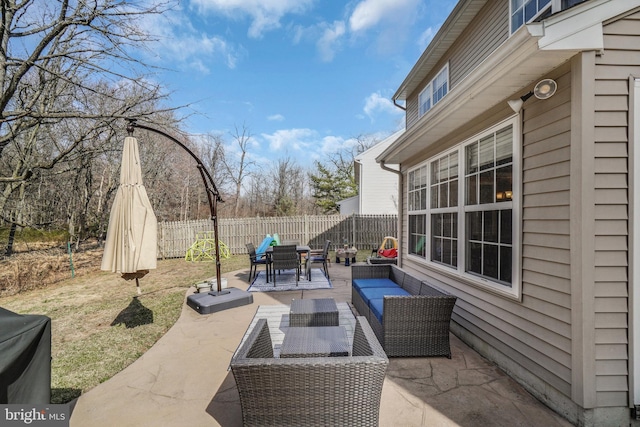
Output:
[{"xmin": 158, "ymin": 214, "xmax": 398, "ymax": 259}]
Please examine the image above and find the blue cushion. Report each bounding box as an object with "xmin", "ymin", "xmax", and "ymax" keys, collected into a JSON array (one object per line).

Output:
[
  {"xmin": 352, "ymin": 278, "xmax": 399, "ymax": 293},
  {"xmin": 369, "ymin": 298, "xmax": 384, "ymax": 322},
  {"xmin": 359, "ymin": 286, "xmax": 410, "ymax": 305}
]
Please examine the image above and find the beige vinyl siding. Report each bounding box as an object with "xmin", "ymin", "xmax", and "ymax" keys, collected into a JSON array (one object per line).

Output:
[
  {"xmin": 405, "ymin": 0, "xmax": 509, "ymax": 129},
  {"xmin": 399, "ymin": 64, "xmax": 575, "ymax": 399},
  {"xmin": 519, "ymin": 66, "xmax": 573, "ymax": 397},
  {"xmin": 590, "ymin": 10, "xmax": 640, "ymax": 407}
]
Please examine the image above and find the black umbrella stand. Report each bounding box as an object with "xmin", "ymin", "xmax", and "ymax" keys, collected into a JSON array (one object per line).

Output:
[{"xmin": 126, "ymin": 119, "xmax": 253, "ymax": 313}]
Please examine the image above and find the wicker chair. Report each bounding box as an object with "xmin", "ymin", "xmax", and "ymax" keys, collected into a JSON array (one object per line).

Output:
[
  {"xmin": 306, "ymin": 239, "xmax": 331, "ymax": 280},
  {"xmin": 351, "ymin": 264, "xmax": 457, "ymax": 358},
  {"xmin": 271, "ymin": 244, "xmax": 300, "ymax": 287},
  {"xmin": 231, "ymin": 316, "xmax": 388, "ymax": 427},
  {"xmin": 245, "ymin": 243, "xmax": 270, "ymax": 282}
]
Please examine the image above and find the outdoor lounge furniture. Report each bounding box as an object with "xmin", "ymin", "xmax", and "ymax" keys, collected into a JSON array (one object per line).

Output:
[
  {"xmin": 351, "ymin": 264, "xmax": 457, "ymax": 358},
  {"xmin": 230, "ymin": 315, "xmax": 388, "ymax": 427},
  {"xmin": 280, "ymin": 326, "xmax": 350, "ymax": 358},
  {"xmin": 289, "ymin": 298, "xmax": 339, "ymax": 327}
]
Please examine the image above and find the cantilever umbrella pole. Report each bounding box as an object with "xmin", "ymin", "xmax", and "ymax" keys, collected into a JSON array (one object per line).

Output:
[{"xmin": 126, "ymin": 119, "xmax": 225, "ymax": 292}]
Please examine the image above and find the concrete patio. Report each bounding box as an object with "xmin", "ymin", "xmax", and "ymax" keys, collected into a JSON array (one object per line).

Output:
[{"xmin": 69, "ymin": 262, "xmax": 573, "ymax": 427}]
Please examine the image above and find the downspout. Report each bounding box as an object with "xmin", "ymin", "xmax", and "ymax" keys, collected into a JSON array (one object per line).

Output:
[{"xmin": 380, "ymin": 161, "xmax": 402, "ymax": 267}]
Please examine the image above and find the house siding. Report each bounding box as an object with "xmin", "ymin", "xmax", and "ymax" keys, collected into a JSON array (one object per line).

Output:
[
  {"xmin": 392, "ymin": 3, "xmax": 640, "ymax": 424},
  {"xmin": 400, "ymin": 64, "xmax": 575, "ymax": 400},
  {"xmin": 405, "ymin": 0, "xmax": 509, "ymax": 130},
  {"xmin": 590, "ymin": 10, "xmax": 640, "ymax": 407}
]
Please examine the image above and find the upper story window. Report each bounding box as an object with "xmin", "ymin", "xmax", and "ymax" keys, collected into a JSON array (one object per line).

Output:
[
  {"xmin": 510, "ymin": 0, "xmax": 551, "ymax": 33},
  {"xmin": 419, "ymin": 64, "xmax": 449, "ymax": 117}
]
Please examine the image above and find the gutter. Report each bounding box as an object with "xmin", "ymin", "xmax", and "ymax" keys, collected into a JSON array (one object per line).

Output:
[
  {"xmin": 393, "ymin": 99, "xmax": 406, "ymax": 111},
  {"xmin": 380, "ymin": 161, "xmax": 400, "ymax": 175}
]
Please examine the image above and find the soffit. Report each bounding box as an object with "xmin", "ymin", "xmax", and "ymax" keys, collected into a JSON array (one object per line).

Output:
[{"xmin": 378, "ymin": 29, "xmax": 578, "ymax": 165}]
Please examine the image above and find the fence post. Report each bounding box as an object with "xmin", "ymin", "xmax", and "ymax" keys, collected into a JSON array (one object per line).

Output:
[{"xmin": 352, "ymin": 214, "xmax": 356, "ymax": 247}]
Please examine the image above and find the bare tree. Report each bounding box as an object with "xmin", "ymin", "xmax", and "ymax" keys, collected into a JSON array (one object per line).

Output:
[
  {"xmin": 222, "ymin": 124, "xmax": 256, "ymax": 217},
  {"xmin": 269, "ymin": 158, "xmax": 307, "ymax": 217},
  {"xmin": 0, "ymin": 0, "xmax": 179, "ymax": 252}
]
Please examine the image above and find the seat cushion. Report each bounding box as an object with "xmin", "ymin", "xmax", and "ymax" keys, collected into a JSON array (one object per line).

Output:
[
  {"xmin": 359, "ymin": 286, "xmax": 410, "ymax": 305},
  {"xmin": 352, "ymin": 278, "xmax": 399, "ymax": 293},
  {"xmin": 369, "ymin": 298, "xmax": 384, "ymax": 322}
]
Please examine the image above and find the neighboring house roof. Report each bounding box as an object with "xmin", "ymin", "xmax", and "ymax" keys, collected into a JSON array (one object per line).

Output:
[
  {"xmin": 354, "ymin": 129, "xmax": 403, "ymax": 182},
  {"xmin": 379, "ymin": 0, "xmax": 640, "ymax": 165}
]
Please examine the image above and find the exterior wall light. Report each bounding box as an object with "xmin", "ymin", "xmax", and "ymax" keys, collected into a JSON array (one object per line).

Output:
[{"xmin": 508, "ymin": 78, "xmax": 558, "ymax": 113}]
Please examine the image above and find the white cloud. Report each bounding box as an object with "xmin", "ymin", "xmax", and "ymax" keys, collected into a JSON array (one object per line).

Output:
[
  {"xmin": 318, "ymin": 135, "xmax": 358, "ymax": 155},
  {"xmin": 190, "ymin": 0, "xmax": 314, "ymax": 38},
  {"xmin": 363, "ymin": 92, "xmax": 403, "ymax": 122},
  {"xmin": 349, "ymin": 0, "xmax": 420, "ymax": 33},
  {"xmin": 317, "ymin": 21, "xmax": 346, "ymax": 62},
  {"xmin": 268, "ymin": 114, "xmax": 285, "ymax": 121},
  {"xmin": 261, "ymin": 128, "xmax": 316, "ymax": 151},
  {"xmin": 139, "ymin": 11, "xmax": 242, "ymax": 72}
]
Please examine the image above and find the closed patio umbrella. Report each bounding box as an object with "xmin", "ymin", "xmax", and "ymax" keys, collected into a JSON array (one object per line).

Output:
[{"xmin": 101, "ymin": 135, "xmax": 157, "ymax": 293}]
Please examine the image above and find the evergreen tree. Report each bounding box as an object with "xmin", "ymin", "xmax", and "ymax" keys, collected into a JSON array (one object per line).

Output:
[{"xmin": 309, "ymin": 158, "xmax": 357, "ymax": 214}]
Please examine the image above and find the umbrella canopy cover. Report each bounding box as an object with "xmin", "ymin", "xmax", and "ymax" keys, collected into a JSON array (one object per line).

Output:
[{"xmin": 101, "ymin": 136, "xmax": 157, "ymax": 276}]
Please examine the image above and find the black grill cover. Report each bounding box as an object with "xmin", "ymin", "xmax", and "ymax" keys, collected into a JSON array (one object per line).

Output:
[{"xmin": 0, "ymin": 307, "xmax": 51, "ymax": 404}]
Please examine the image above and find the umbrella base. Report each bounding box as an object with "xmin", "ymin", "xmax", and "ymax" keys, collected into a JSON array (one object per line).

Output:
[{"xmin": 186, "ymin": 287, "xmax": 253, "ymax": 315}]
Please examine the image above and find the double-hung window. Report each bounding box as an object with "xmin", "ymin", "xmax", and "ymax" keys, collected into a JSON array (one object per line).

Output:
[
  {"xmin": 510, "ymin": 0, "xmax": 551, "ymax": 33},
  {"xmin": 408, "ymin": 165, "xmax": 428, "ymax": 257},
  {"xmin": 407, "ymin": 119, "xmax": 519, "ymax": 294},
  {"xmin": 418, "ymin": 64, "xmax": 449, "ymax": 117}
]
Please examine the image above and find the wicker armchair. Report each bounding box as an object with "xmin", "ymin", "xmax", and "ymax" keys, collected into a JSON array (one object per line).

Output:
[
  {"xmin": 230, "ymin": 316, "xmax": 388, "ymax": 427},
  {"xmin": 351, "ymin": 264, "xmax": 457, "ymax": 358}
]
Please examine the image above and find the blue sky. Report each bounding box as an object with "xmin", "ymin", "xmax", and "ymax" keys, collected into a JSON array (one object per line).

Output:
[{"xmin": 140, "ymin": 0, "xmax": 457, "ymax": 168}]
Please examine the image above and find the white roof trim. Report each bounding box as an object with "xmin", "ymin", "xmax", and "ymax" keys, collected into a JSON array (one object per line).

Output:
[{"xmin": 527, "ymin": 0, "xmax": 640, "ymax": 50}]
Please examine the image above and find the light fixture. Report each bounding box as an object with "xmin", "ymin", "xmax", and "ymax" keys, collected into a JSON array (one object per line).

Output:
[
  {"xmin": 533, "ymin": 79, "xmax": 557, "ymax": 99},
  {"xmin": 508, "ymin": 78, "xmax": 558, "ymax": 113}
]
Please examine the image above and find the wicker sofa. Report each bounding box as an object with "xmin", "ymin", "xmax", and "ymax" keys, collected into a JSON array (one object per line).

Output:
[
  {"xmin": 230, "ymin": 316, "xmax": 388, "ymax": 427},
  {"xmin": 351, "ymin": 264, "xmax": 457, "ymax": 358}
]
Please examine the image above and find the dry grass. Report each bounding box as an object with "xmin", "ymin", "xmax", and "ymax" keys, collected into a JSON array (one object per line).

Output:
[
  {"xmin": 0, "ymin": 248, "xmax": 248, "ymax": 404},
  {"xmin": 0, "ymin": 246, "xmax": 104, "ymax": 296}
]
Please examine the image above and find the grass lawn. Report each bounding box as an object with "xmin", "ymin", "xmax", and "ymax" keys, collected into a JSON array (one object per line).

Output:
[{"xmin": 0, "ymin": 253, "xmax": 248, "ymax": 404}]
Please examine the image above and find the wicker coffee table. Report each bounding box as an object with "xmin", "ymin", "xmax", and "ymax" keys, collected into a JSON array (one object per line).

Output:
[
  {"xmin": 289, "ymin": 298, "xmax": 339, "ymax": 327},
  {"xmin": 280, "ymin": 326, "xmax": 350, "ymax": 358}
]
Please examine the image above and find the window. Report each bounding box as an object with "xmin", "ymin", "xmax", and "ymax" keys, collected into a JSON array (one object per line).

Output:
[
  {"xmin": 418, "ymin": 64, "xmax": 449, "ymax": 117},
  {"xmin": 407, "ymin": 120, "xmax": 518, "ymax": 292},
  {"xmin": 464, "ymin": 126, "xmax": 513, "ymax": 284},
  {"xmin": 408, "ymin": 166, "xmax": 427, "ymax": 256},
  {"xmin": 430, "ymin": 152, "xmax": 458, "ymax": 268},
  {"xmin": 511, "ymin": 0, "xmax": 551, "ymax": 33}
]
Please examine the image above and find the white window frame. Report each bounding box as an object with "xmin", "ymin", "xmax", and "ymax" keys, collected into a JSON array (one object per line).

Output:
[
  {"xmin": 418, "ymin": 64, "xmax": 449, "ymax": 117},
  {"xmin": 510, "ymin": 0, "xmax": 552, "ymax": 34},
  {"xmin": 406, "ymin": 117, "xmax": 522, "ymax": 299}
]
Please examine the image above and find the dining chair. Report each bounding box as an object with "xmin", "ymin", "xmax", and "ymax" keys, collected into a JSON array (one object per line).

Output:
[
  {"xmin": 246, "ymin": 243, "xmax": 270, "ymax": 282},
  {"xmin": 271, "ymin": 245, "xmax": 299, "ymax": 287},
  {"xmin": 307, "ymin": 240, "xmax": 331, "ymax": 280}
]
